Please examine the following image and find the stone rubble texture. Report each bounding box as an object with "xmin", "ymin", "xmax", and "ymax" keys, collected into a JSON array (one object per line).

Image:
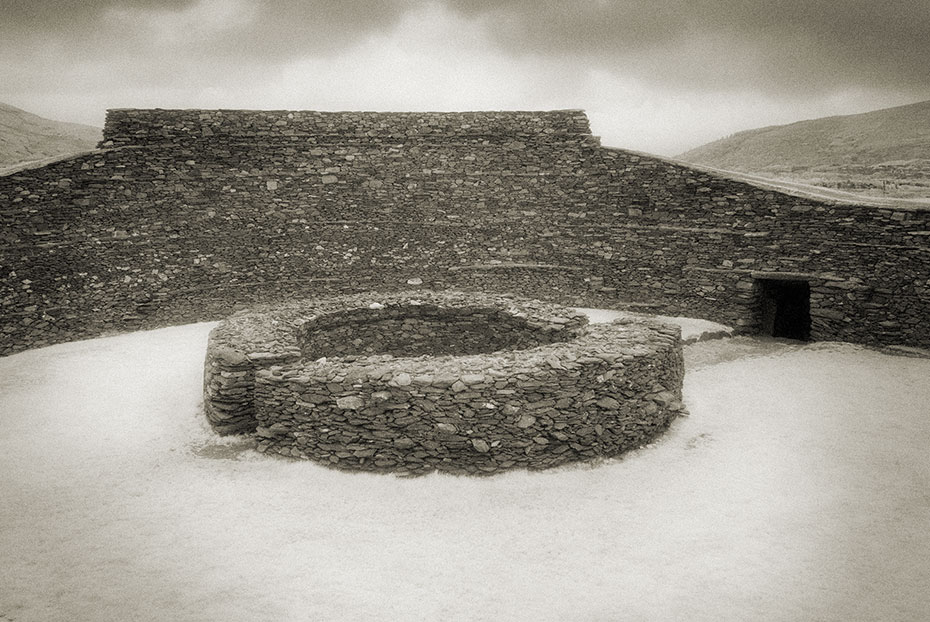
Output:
[
  {"xmin": 1, "ymin": 108, "xmax": 928, "ymax": 356},
  {"xmin": 203, "ymin": 291, "xmax": 684, "ymax": 474}
]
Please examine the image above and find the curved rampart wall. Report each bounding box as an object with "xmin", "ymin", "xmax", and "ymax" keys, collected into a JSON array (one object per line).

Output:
[
  {"xmin": 1, "ymin": 108, "xmax": 928, "ymax": 355},
  {"xmin": 596, "ymin": 150, "xmax": 930, "ymax": 344}
]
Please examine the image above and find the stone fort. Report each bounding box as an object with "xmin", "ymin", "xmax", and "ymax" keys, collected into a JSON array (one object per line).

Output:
[{"xmin": 1, "ymin": 108, "xmax": 928, "ymax": 356}]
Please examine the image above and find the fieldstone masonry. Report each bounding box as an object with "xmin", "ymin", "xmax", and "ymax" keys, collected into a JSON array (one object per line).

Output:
[
  {"xmin": 1, "ymin": 108, "xmax": 928, "ymax": 356},
  {"xmin": 204, "ymin": 290, "xmax": 588, "ymax": 433},
  {"xmin": 204, "ymin": 291, "xmax": 684, "ymax": 474}
]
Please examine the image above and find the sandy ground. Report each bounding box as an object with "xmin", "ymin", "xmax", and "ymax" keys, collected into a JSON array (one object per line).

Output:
[
  {"xmin": 1, "ymin": 318, "xmax": 929, "ymax": 621},
  {"xmin": 575, "ymin": 307, "xmax": 733, "ymax": 342}
]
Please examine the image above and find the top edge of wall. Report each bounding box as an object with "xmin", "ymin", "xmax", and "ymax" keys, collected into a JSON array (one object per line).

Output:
[
  {"xmin": 100, "ymin": 108, "xmax": 594, "ymax": 147},
  {"xmin": 104, "ymin": 108, "xmax": 588, "ymax": 113}
]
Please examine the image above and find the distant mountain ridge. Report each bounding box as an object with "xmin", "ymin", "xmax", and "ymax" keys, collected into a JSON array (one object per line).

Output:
[
  {"xmin": 676, "ymin": 100, "xmax": 930, "ymax": 201},
  {"xmin": 0, "ymin": 102, "xmax": 101, "ymax": 170}
]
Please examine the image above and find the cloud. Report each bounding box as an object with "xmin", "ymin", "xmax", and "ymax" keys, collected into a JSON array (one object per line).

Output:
[
  {"xmin": 443, "ymin": 0, "xmax": 930, "ymax": 95},
  {"xmin": 0, "ymin": 0, "xmax": 422, "ymax": 58},
  {"xmin": 1, "ymin": 0, "xmax": 195, "ymax": 28},
  {"xmin": 4, "ymin": 0, "xmax": 927, "ymax": 97},
  {"xmin": 0, "ymin": 0, "xmax": 425, "ymax": 116},
  {"xmin": 0, "ymin": 0, "xmax": 927, "ymax": 155},
  {"xmin": 263, "ymin": 4, "xmax": 589, "ymax": 112}
]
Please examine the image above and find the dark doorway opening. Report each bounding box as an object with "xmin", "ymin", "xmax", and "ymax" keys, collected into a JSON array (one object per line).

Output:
[{"xmin": 758, "ymin": 279, "xmax": 811, "ymax": 341}]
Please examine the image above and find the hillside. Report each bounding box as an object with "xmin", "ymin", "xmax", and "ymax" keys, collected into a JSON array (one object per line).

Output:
[
  {"xmin": 0, "ymin": 102, "xmax": 101, "ymax": 169},
  {"xmin": 677, "ymin": 99, "xmax": 930, "ymax": 201}
]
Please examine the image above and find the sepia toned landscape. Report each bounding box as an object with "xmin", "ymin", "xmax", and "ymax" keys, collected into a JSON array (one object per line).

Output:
[
  {"xmin": 677, "ymin": 99, "xmax": 930, "ymax": 207},
  {"xmin": 2, "ymin": 1, "xmax": 928, "ymax": 621}
]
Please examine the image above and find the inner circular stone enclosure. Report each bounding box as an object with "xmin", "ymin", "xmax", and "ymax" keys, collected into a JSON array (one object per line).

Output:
[
  {"xmin": 203, "ymin": 291, "xmax": 685, "ymax": 475},
  {"xmin": 296, "ymin": 304, "xmax": 573, "ymax": 360}
]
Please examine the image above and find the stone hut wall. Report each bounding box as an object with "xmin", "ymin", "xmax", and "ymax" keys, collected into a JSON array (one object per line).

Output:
[
  {"xmin": 202, "ymin": 291, "xmax": 589, "ymax": 435},
  {"xmin": 201, "ymin": 291, "xmax": 685, "ymax": 475},
  {"xmin": 254, "ymin": 318, "xmax": 683, "ymax": 475},
  {"xmin": 1, "ymin": 108, "xmax": 928, "ymax": 356}
]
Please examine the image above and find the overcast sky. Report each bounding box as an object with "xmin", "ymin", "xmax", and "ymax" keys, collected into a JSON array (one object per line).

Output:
[{"xmin": 2, "ymin": 0, "xmax": 929, "ymax": 155}]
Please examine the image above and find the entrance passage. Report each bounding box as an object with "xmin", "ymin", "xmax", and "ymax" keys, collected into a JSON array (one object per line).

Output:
[{"xmin": 758, "ymin": 279, "xmax": 811, "ymax": 341}]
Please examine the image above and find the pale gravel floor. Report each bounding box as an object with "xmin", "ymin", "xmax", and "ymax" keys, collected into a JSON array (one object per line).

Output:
[
  {"xmin": 1, "ymin": 319, "xmax": 928, "ymax": 621},
  {"xmin": 574, "ymin": 307, "xmax": 733, "ymax": 341}
]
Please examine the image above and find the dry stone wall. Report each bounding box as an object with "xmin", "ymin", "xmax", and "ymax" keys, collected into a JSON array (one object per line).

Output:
[
  {"xmin": 100, "ymin": 109, "xmax": 594, "ymax": 148},
  {"xmin": 2, "ymin": 108, "xmax": 928, "ymax": 356},
  {"xmin": 594, "ymin": 149, "xmax": 930, "ymax": 345},
  {"xmin": 203, "ymin": 291, "xmax": 588, "ymax": 434},
  {"xmin": 204, "ymin": 291, "xmax": 684, "ymax": 475}
]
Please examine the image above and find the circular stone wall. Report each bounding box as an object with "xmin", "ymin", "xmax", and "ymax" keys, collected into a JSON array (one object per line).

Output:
[{"xmin": 203, "ymin": 291, "xmax": 685, "ymax": 474}]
